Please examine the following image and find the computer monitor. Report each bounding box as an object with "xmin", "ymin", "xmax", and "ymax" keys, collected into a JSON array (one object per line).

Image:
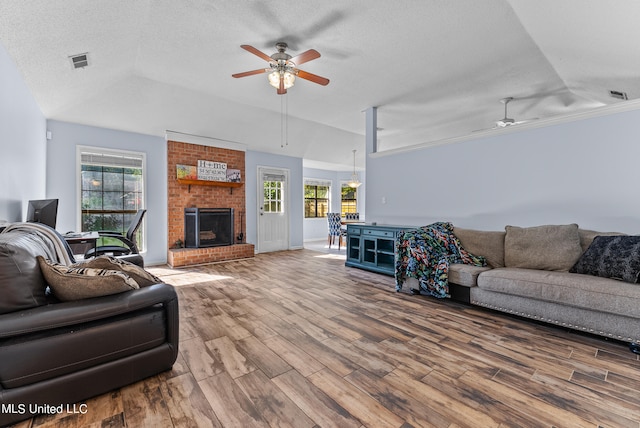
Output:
[{"xmin": 26, "ymin": 199, "xmax": 59, "ymax": 229}]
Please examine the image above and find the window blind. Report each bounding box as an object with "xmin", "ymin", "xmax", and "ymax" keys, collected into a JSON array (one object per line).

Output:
[
  {"xmin": 81, "ymin": 151, "xmax": 143, "ymax": 168},
  {"xmin": 304, "ymin": 178, "xmax": 331, "ymax": 187}
]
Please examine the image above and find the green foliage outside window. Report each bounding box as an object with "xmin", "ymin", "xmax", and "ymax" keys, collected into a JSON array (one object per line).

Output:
[
  {"xmin": 341, "ymin": 185, "xmax": 357, "ymax": 216},
  {"xmin": 81, "ymin": 164, "xmax": 143, "ymax": 249},
  {"xmin": 263, "ymin": 181, "xmax": 283, "ymax": 213},
  {"xmin": 304, "ymin": 185, "xmax": 329, "ymax": 218}
]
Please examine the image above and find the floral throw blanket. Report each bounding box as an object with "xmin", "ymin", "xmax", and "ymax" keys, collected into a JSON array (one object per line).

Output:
[{"xmin": 395, "ymin": 222, "xmax": 486, "ymax": 298}]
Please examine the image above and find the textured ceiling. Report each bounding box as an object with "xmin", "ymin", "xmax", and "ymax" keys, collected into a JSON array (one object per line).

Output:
[{"xmin": 1, "ymin": 0, "xmax": 639, "ymax": 170}]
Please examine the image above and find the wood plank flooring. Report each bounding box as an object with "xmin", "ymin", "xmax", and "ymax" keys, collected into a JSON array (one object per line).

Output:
[{"xmin": 16, "ymin": 249, "xmax": 640, "ymax": 427}]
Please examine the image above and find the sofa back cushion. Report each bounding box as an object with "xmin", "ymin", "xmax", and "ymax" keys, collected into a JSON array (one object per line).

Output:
[
  {"xmin": 453, "ymin": 227, "xmax": 505, "ymax": 268},
  {"xmin": 0, "ymin": 230, "xmax": 50, "ymax": 314},
  {"xmin": 578, "ymin": 228, "xmax": 625, "ymax": 252},
  {"xmin": 504, "ymin": 224, "xmax": 582, "ymax": 271}
]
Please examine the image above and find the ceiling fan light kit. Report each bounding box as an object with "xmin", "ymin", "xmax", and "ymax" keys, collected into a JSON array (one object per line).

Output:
[
  {"xmin": 232, "ymin": 42, "xmax": 329, "ymax": 95},
  {"xmin": 268, "ymin": 69, "xmax": 295, "ymax": 90}
]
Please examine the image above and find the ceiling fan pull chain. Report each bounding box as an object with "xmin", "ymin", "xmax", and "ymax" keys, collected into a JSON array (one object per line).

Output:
[
  {"xmin": 281, "ymin": 94, "xmax": 284, "ymax": 148},
  {"xmin": 280, "ymin": 93, "xmax": 289, "ymax": 148}
]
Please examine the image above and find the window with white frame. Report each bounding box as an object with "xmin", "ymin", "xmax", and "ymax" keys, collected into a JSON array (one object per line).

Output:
[
  {"xmin": 79, "ymin": 147, "xmax": 145, "ymax": 250},
  {"xmin": 341, "ymin": 184, "xmax": 357, "ymax": 216}
]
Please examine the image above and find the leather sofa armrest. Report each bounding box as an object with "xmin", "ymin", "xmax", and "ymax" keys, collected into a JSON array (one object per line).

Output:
[{"xmin": 0, "ymin": 283, "xmax": 178, "ymax": 339}]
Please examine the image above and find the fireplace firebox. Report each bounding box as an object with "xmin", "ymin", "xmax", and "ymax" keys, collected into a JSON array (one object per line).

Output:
[{"xmin": 184, "ymin": 208, "xmax": 234, "ymax": 248}]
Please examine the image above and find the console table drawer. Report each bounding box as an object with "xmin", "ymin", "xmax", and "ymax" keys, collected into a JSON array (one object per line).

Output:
[
  {"xmin": 349, "ymin": 227, "xmax": 361, "ymax": 235},
  {"xmin": 363, "ymin": 229, "xmax": 395, "ymax": 238}
]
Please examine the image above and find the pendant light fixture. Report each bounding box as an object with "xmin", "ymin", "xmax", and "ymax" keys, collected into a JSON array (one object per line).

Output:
[{"xmin": 347, "ymin": 149, "xmax": 362, "ymax": 188}]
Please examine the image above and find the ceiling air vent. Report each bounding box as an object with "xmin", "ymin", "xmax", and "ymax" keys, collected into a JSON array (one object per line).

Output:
[
  {"xmin": 609, "ymin": 90, "xmax": 628, "ymax": 100},
  {"xmin": 69, "ymin": 53, "xmax": 89, "ymax": 69}
]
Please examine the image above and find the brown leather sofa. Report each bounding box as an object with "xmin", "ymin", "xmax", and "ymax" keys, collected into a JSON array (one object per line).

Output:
[{"xmin": 0, "ymin": 226, "xmax": 179, "ymax": 426}]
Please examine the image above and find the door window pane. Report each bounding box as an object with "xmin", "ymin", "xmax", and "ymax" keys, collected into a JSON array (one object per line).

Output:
[{"xmin": 263, "ymin": 181, "xmax": 284, "ymax": 213}]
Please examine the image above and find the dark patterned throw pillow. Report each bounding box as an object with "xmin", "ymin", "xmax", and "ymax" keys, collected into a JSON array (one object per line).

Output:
[{"xmin": 569, "ymin": 235, "xmax": 640, "ymax": 283}]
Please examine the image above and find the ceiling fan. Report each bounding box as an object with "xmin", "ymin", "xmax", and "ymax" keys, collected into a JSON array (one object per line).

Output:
[
  {"xmin": 493, "ymin": 97, "xmax": 537, "ymax": 128},
  {"xmin": 232, "ymin": 42, "xmax": 330, "ymax": 95},
  {"xmin": 473, "ymin": 97, "xmax": 539, "ymax": 133}
]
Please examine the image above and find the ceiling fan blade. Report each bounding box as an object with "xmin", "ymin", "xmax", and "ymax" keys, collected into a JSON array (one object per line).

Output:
[
  {"xmin": 240, "ymin": 45, "xmax": 273, "ymax": 63},
  {"xmin": 232, "ymin": 68, "xmax": 269, "ymax": 78},
  {"xmin": 472, "ymin": 126, "xmax": 497, "ymax": 133},
  {"xmin": 289, "ymin": 49, "xmax": 320, "ymax": 66},
  {"xmin": 297, "ymin": 69, "xmax": 330, "ymax": 86},
  {"xmin": 514, "ymin": 117, "xmax": 539, "ymax": 125}
]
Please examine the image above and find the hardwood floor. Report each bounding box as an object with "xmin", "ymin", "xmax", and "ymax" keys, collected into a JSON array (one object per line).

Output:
[{"xmin": 16, "ymin": 249, "xmax": 640, "ymax": 427}]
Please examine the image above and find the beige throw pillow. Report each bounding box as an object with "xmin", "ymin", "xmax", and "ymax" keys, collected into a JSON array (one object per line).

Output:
[
  {"xmin": 37, "ymin": 256, "xmax": 139, "ymax": 301},
  {"xmin": 78, "ymin": 256, "xmax": 162, "ymax": 287},
  {"xmin": 504, "ymin": 224, "xmax": 582, "ymax": 271}
]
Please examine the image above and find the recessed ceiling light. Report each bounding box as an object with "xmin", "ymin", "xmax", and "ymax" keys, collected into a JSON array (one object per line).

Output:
[{"xmin": 69, "ymin": 53, "xmax": 89, "ymax": 69}]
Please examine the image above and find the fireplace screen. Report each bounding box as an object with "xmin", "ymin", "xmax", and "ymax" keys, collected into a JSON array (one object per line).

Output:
[{"xmin": 184, "ymin": 208, "xmax": 234, "ymax": 248}]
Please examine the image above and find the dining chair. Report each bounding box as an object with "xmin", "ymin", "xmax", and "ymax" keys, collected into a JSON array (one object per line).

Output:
[{"xmin": 327, "ymin": 213, "xmax": 346, "ymax": 249}]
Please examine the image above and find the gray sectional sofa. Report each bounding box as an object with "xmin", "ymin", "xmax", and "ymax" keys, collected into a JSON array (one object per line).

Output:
[{"xmin": 417, "ymin": 224, "xmax": 640, "ymax": 349}]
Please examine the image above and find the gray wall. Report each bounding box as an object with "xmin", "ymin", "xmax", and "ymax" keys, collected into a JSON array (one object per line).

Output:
[
  {"xmin": 366, "ymin": 108, "xmax": 640, "ymax": 234},
  {"xmin": 45, "ymin": 120, "xmax": 168, "ymax": 265},
  {"xmin": 245, "ymin": 150, "xmax": 303, "ymax": 250},
  {"xmin": 0, "ymin": 42, "xmax": 46, "ymax": 222}
]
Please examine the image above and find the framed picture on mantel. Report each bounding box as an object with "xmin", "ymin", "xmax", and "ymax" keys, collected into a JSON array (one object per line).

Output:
[
  {"xmin": 226, "ymin": 169, "xmax": 241, "ymax": 182},
  {"xmin": 176, "ymin": 164, "xmax": 197, "ymax": 180}
]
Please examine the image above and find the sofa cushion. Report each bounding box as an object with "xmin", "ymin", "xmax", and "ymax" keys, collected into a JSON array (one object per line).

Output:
[
  {"xmin": 37, "ymin": 256, "xmax": 139, "ymax": 301},
  {"xmin": 570, "ymin": 235, "xmax": 640, "ymax": 283},
  {"xmin": 476, "ymin": 267, "xmax": 640, "ymax": 318},
  {"xmin": 0, "ymin": 230, "xmax": 50, "ymax": 314},
  {"xmin": 78, "ymin": 256, "xmax": 161, "ymax": 287},
  {"xmin": 453, "ymin": 227, "xmax": 505, "ymax": 268},
  {"xmin": 504, "ymin": 224, "xmax": 582, "ymax": 271},
  {"xmin": 449, "ymin": 263, "xmax": 493, "ymax": 287},
  {"xmin": 578, "ymin": 228, "xmax": 625, "ymax": 253}
]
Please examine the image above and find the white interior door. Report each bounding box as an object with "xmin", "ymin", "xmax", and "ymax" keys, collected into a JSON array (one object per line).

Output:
[{"xmin": 257, "ymin": 167, "xmax": 289, "ymax": 253}]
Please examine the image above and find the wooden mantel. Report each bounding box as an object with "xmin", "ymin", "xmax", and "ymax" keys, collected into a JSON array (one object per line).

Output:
[{"xmin": 176, "ymin": 178, "xmax": 243, "ymax": 193}]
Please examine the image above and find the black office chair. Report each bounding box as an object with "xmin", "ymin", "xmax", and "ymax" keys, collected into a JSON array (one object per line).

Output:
[{"xmin": 84, "ymin": 209, "xmax": 146, "ymax": 259}]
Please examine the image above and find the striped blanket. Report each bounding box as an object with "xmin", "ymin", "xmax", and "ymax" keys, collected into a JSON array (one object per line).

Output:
[{"xmin": 1, "ymin": 222, "xmax": 75, "ymax": 265}]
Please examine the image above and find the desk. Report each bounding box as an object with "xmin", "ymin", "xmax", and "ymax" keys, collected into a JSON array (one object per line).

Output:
[{"xmin": 64, "ymin": 232, "xmax": 99, "ymax": 257}]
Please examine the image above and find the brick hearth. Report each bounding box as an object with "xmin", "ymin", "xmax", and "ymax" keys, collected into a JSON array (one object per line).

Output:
[
  {"xmin": 168, "ymin": 244, "xmax": 254, "ymax": 267},
  {"xmin": 167, "ymin": 139, "xmax": 254, "ymax": 267}
]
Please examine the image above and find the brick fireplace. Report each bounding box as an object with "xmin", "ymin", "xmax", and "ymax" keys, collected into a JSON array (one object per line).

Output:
[{"xmin": 167, "ymin": 139, "xmax": 254, "ymax": 267}]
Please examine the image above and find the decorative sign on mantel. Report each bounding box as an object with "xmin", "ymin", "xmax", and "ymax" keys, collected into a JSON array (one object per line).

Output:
[{"xmin": 197, "ymin": 160, "xmax": 227, "ymax": 182}]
